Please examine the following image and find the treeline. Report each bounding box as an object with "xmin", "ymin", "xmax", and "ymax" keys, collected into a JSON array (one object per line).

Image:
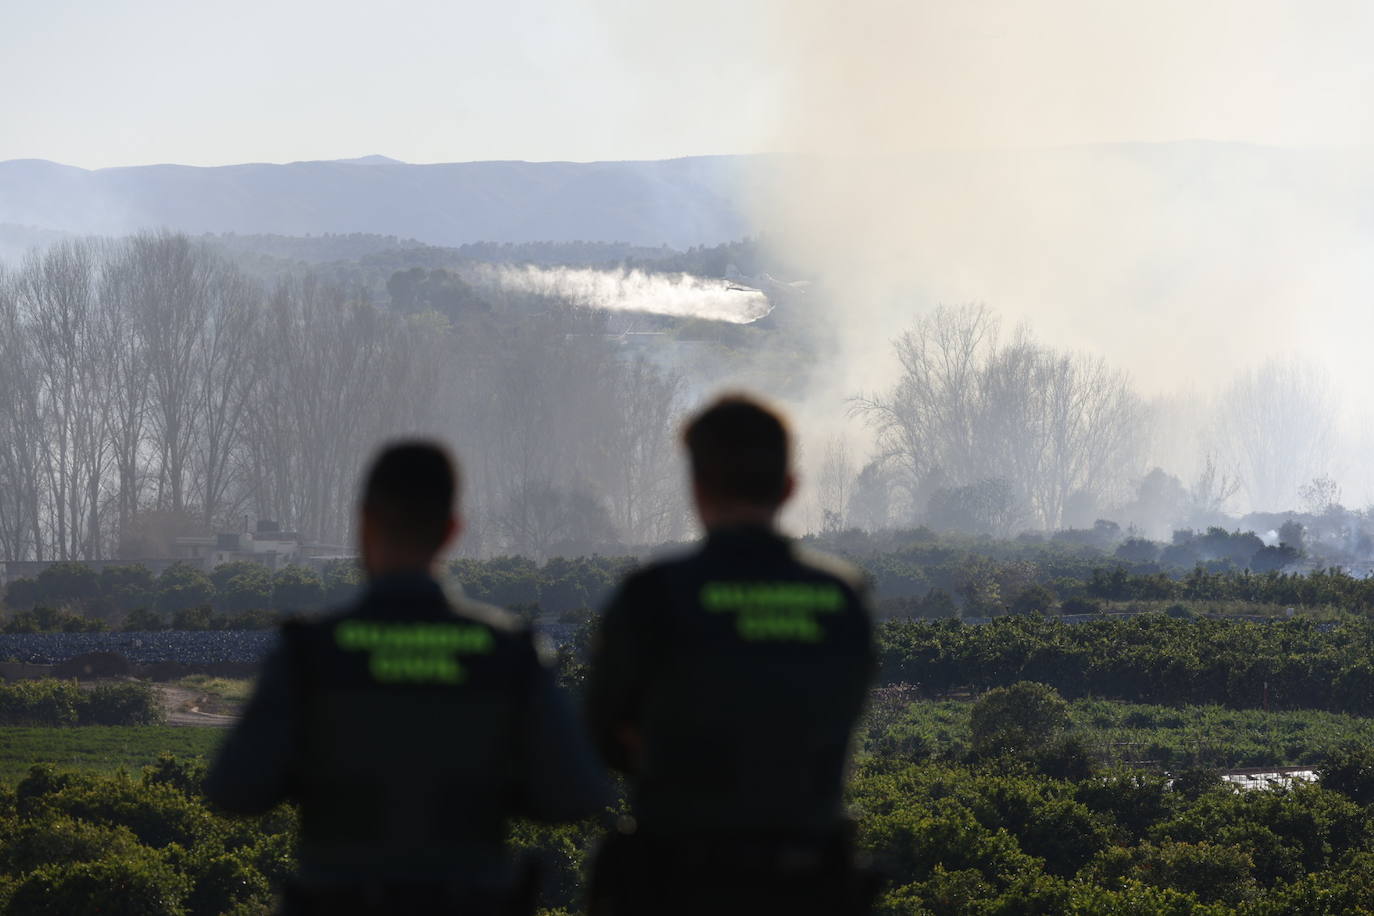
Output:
[
  {"xmin": 0, "ymin": 561, "xmax": 363, "ymax": 632},
  {"xmin": 0, "ymin": 233, "xmax": 691, "ymax": 564},
  {"xmin": 0, "ymin": 681, "xmax": 161, "ymax": 727},
  {"xmin": 810, "ymin": 526, "xmax": 1370, "ymax": 615},
  {"xmin": 13, "ymin": 537, "xmax": 1374, "ymax": 633},
  {"xmin": 0, "ymin": 556, "xmax": 638, "ymax": 631},
  {"xmin": 876, "ymin": 616, "xmax": 1374, "ymax": 714},
  {"xmin": 842, "ymin": 305, "xmax": 1352, "ymax": 537}
]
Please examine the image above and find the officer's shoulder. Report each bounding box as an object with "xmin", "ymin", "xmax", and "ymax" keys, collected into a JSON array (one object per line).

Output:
[
  {"xmin": 278, "ymin": 607, "xmax": 349, "ymax": 639},
  {"xmin": 449, "ymin": 594, "xmax": 529, "ymax": 635},
  {"xmin": 449, "ymin": 597, "xmax": 556, "ymax": 664},
  {"xmin": 616, "ymin": 547, "xmax": 695, "ymax": 592},
  {"xmin": 790, "ymin": 543, "xmax": 868, "ymax": 593}
]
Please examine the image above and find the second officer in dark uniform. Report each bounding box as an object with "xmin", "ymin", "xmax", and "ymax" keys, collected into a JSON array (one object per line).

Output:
[
  {"xmin": 585, "ymin": 394, "xmax": 877, "ymax": 915},
  {"xmin": 207, "ymin": 441, "xmax": 608, "ymax": 915}
]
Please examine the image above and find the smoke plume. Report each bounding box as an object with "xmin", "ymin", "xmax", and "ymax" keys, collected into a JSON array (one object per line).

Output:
[{"xmin": 740, "ymin": 0, "xmax": 1374, "ymax": 512}]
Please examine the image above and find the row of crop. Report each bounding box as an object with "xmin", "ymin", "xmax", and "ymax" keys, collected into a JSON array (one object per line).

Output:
[
  {"xmin": 860, "ymin": 691, "xmax": 1374, "ymax": 771},
  {"xmin": 0, "ymin": 555, "xmax": 638, "ymax": 631},
  {"xmin": 876, "ymin": 615, "xmax": 1374, "ymax": 714},
  {"xmin": 11, "ymin": 529, "xmax": 1374, "ymax": 632},
  {"xmin": 0, "ymin": 681, "xmax": 162, "ymax": 727}
]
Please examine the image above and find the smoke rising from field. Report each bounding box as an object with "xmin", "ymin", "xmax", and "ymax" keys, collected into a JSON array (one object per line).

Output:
[
  {"xmin": 478, "ymin": 265, "xmax": 771, "ymax": 324},
  {"xmin": 742, "ymin": 0, "xmax": 1374, "ymax": 513}
]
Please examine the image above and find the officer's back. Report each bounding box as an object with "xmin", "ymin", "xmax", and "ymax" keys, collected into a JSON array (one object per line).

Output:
[
  {"xmin": 206, "ymin": 442, "xmax": 607, "ymax": 914},
  {"xmin": 585, "ymin": 395, "xmax": 876, "ymax": 914}
]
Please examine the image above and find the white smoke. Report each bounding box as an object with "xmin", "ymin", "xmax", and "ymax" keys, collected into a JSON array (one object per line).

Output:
[{"xmin": 477, "ymin": 264, "xmax": 771, "ymax": 324}]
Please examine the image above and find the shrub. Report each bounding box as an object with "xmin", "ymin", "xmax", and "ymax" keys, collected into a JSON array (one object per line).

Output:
[
  {"xmin": 183, "ymin": 851, "xmax": 270, "ymax": 916},
  {"xmin": 100, "ymin": 565, "xmax": 155, "ymax": 613},
  {"xmin": 5, "ymin": 851, "xmax": 191, "ymax": 916},
  {"xmin": 210, "ymin": 561, "xmax": 272, "ymax": 614},
  {"xmin": 171, "ymin": 606, "xmax": 216, "ymax": 631},
  {"xmin": 0, "ymin": 680, "xmax": 161, "ymax": 727},
  {"xmin": 1011, "ymin": 584, "xmax": 1056, "ymax": 615},
  {"xmin": 223, "ymin": 609, "xmax": 278, "ymax": 630},
  {"xmin": 142, "ymin": 755, "xmax": 207, "ymax": 797},
  {"xmin": 1318, "ymin": 743, "xmax": 1374, "ymax": 806},
  {"xmin": 156, "ymin": 564, "xmax": 214, "ymax": 616},
  {"xmin": 0, "ymin": 612, "xmax": 39, "ymax": 634},
  {"xmin": 28, "ymin": 777, "xmax": 217, "ymax": 850},
  {"xmin": 0, "ymin": 815, "xmax": 146, "ymax": 874},
  {"xmin": 2, "ymin": 578, "xmax": 39, "ymax": 612},
  {"xmin": 123, "ymin": 608, "xmax": 166, "ymax": 632},
  {"xmin": 34, "ymin": 562, "xmax": 101, "ymax": 611},
  {"xmin": 82, "ymin": 682, "xmax": 164, "ymax": 726},
  {"xmin": 271, "ymin": 566, "xmax": 323, "ymax": 613},
  {"xmin": 0, "ymin": 680, "xmax": 82, "ymax": 726},
  {"xmin": 321, "ymin": 560, "xmax": 364, "ymax": 606},
  {"xmin": 3, "ymin": 606, "xmax": 103, "ymax": 633},
  {"xmin": 970, "ymin": 682, "xmax": 1071, "ymax": 756}
]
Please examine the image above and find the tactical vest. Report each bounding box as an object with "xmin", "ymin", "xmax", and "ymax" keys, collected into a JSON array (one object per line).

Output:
[
  {"xmin": 630, "ymin": 531, "xmax": 873, "ymax": 837},
  {"xmin": 281, "ymin": 597, "xmax": 539, "ymax": 882}
]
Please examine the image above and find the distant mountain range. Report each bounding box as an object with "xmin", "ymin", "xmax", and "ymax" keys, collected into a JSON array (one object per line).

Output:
[
  {"xmin": 0, "ymin": 155, "xmax": 757, "ymax": 250},
  {"xmin": 6, "ymin": 143, "xmax": 1374, "ymax": 265}
]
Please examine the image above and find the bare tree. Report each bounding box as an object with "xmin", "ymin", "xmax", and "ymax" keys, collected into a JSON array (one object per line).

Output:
[
  {"xmin": 13, "ymin": 241, "xmax": 112, "ymax": 559},
  {"xmin": 597, "ymin": 358, "xmax": 687, "ymax": 545},
  {"xmin": 0, "ymin": 231, "xmax": 738, "ymax": 562},
  {"xmin": 1188, "ymin": 453, "xmax": 1240, "ymax": 520},
  {"xmin": 97, "ymin": 242, "xmax": 156, "ymax": 550},
  {"xmin": 857, "ymin": 305, "xmax": 1145, "ymax": 530},
  {"xmin": 193, "ymin": 264, "xmax": 261, "ymax": 528},
  {"xmin": 816, "ymin": 435, "xmax": 855, "ymax": 532},
  {"xmin": 1299, "ymin": 475, "xmax": 1342, "ymax": 515},
  {"xmin": 0, "ymin": 269, "xmax": 46, "ymax": 560},
  {"xmin": 130, "ymin": 233, "xmax": 213, "ymax": 515},
  {"xmin": 1217, "ymin": 358, "xmax": 1338, "ymax": 512}
]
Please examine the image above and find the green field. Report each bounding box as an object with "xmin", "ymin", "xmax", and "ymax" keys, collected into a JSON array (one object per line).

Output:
[{"xmin": 0, "ymin": 726, "xmax": 226, "ymax": 784}]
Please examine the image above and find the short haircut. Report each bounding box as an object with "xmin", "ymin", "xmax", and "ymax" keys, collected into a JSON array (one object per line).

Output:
[
  {"xmin": 683, "ymin": 394, "xmax": 790, "ymax": 507},
  {"xmin": 361, "ymin": 441, "xmax": 459, "ymax": 554}
]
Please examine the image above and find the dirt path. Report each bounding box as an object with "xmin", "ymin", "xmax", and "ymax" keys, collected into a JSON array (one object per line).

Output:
[{"xmin": 155, "ymin": 684, "xmax": 239, "ymax": 728}]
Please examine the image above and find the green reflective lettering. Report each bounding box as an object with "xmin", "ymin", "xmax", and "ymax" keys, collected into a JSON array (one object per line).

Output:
[
  {"xmin": 334, "ymin": 620, "xmax": 492, "ymax": 684},
  {"xmin": 700, "ymin": 581, "xmax": 843, "ymax": 643}
]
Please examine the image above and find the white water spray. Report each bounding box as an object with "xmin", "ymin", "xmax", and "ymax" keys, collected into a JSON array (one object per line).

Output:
[{"xmin": 478, "ymin": 265, "xmax": 771, "ymax": 324}]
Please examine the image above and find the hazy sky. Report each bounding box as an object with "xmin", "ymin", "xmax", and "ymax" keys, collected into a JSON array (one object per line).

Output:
[{"xmin": 4, "ymin": 0, "xmax": 1374, "ymax": 169}]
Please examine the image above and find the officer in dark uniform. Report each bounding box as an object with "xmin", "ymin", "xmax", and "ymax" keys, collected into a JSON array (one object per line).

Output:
[
  {"xmin": 206, "ymin": 441, "xmax": 608, "ymax": 915},
  {"xmin": 585, "ymin": 395, "xmax": 877, "ymax": 915}
]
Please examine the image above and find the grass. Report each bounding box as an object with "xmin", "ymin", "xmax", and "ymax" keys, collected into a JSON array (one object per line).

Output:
[
  {"xmin": 0, "ymin": 726, "xmax": 226, "ymax": 784},
  {"xmin": 175, "ymin": 675, "xmax": 254, "ymax": 703}
]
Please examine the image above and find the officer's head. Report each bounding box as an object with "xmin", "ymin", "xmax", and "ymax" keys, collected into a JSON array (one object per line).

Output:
[
  {"xmin": 359, "ymin": 440, "xmax": 461, "ymax": 576},
  {"xmin": 683, "ymin": 393, "xmax": 795, "ymax": 529}
]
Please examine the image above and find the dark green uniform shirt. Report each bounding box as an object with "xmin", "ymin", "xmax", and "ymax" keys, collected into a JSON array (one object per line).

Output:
[
  {"xmin": 586, "ymin": 527, "xmax": 875, "ymax": 838},
  {"xmin": 206, "ymin": 573, "xmax": 608, "ymax": 887}
]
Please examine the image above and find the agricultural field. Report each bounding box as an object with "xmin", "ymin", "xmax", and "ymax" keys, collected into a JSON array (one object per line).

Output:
[
  {"xmin": 0, "ymin": 726, "xmax": 225, "ymax": 784},
  {"xmin": 860, "ymin": 695, "xmax": 1374, "ymax": 771}
]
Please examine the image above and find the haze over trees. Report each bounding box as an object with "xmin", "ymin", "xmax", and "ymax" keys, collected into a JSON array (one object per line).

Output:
[
  {"xmin": 0, "ymin": 229, "xmax": 1366, "ymax": 568},
  {"xmin": 854, "ymin": 305, "xmax": 1146, "ymax": 534},
  {"xmin": 0, "ymin": 233, "xmax": 689, "ymax": 563}
]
